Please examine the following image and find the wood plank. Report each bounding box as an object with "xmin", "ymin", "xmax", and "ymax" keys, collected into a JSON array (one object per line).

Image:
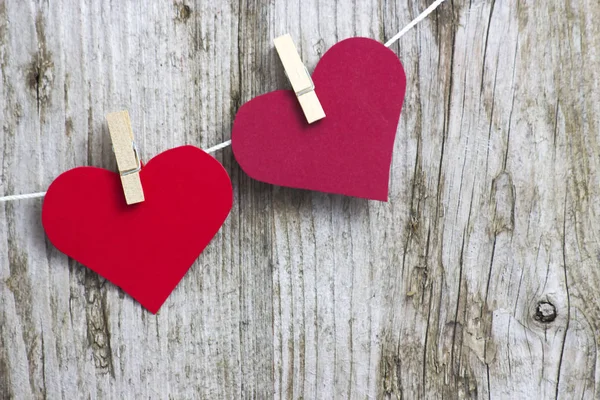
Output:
[{"xmin": 1, "ymin": 0, "xmax": 600, "ymax": 398}]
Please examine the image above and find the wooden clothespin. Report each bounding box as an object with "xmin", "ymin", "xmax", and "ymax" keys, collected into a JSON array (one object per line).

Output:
[
  {"xmin": 274, "ymin": 34, "xmax": 325, "ymax": 124},
  {"xmin": 106, "ymin": 111, "xmax": 145, "ymax": 205}
]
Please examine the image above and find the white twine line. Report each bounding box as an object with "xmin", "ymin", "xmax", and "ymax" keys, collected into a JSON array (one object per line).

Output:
[
  {"xmin": 205, "ymin": 139, "xmax": 231, "ymax": 154},
  {"xmin": 0, "ymin": 192, "xmax": 47, "ymax": 202},
  {"xmin": 0, "ymin": 140, "xmax": 233, "ymax": 203},
  {"xmin": 0, "ymin": 1, "xmax": 444, "ymax": 204},
  {"xmin": 384, "ymin": 0, "xmax": 445, "ymax": 47}
]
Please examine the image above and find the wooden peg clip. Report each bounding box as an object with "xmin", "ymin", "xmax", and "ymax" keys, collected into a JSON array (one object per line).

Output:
[
  {"xmin": 106, "ymin": 111, "xmax": 145, "ymax": 205},
  {"xmin": 274, "ymin": 34, "xmax": 325, "ymax": 124}
]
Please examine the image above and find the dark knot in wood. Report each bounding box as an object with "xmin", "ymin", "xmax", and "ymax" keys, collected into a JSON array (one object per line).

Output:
[{"xmin": 535, "ymin": 301, "xmax": 557, "ymax": 323}]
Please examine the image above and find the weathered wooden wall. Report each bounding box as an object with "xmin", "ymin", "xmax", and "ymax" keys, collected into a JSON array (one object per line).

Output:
[{"xmin": 2, "ymin": 0, "xmax": 600, "ymax": 398}]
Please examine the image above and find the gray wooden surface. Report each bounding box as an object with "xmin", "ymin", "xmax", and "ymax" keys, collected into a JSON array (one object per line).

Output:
[{"xmin": 2, "ymin": 0, "xmax": 600, "ymax": 398}]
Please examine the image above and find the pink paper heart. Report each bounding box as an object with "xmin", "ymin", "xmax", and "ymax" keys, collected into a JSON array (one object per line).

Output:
[{"xmin": 232, "ymin": 37, "xmax": 406, "ymax": 201}]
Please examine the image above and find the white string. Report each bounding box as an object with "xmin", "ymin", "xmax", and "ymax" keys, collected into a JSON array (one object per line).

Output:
[
  {"xmin": 0, "ymin": 192, "xmax": 47, "ymax": 202},
  {"xmin": 384, "ymin": 0, "xmax": 446, "ymax": 47},
  {"xmin": 0, "ymin": 1, "xmax": 444, "ymax": 204},
  {"xmin": 204, "ymin": 139, "xmax": 231, "ymax": 154},
  {"xmin": 0, "ymin": 140, "xmax": 233, "ymax": 203}
]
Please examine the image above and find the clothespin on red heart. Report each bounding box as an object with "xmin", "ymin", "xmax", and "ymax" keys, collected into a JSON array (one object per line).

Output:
[
  {"xmin": 231, "ymin": 35, "xmax": 407, "ymax": 201},
  {"xmin": 42, "ymin": 111, "xmax": 233, "ymax": 313},
  {"xmin": 106, "ymin": 111, "xmax": 145, "ymax": 205}
]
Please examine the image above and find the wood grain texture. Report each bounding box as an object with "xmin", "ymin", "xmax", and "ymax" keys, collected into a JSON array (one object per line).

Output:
[{"xmin": 1, "ymin": 0, "xmax": 600, "ymax": 398}]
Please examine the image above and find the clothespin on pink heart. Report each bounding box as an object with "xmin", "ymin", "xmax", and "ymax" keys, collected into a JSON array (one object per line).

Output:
[{"xmin": 232, "ymin": 35, "xmax": 406, "ymax": 201}]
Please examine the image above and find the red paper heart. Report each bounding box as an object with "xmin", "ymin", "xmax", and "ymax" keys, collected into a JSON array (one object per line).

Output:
[
  {"xmin": 231, "ymin": 37, "xmax": 406, "ymax": 201},
  {"xmin": 42, "ymin": 146, "xmax": 232, "ymax": 313}
]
